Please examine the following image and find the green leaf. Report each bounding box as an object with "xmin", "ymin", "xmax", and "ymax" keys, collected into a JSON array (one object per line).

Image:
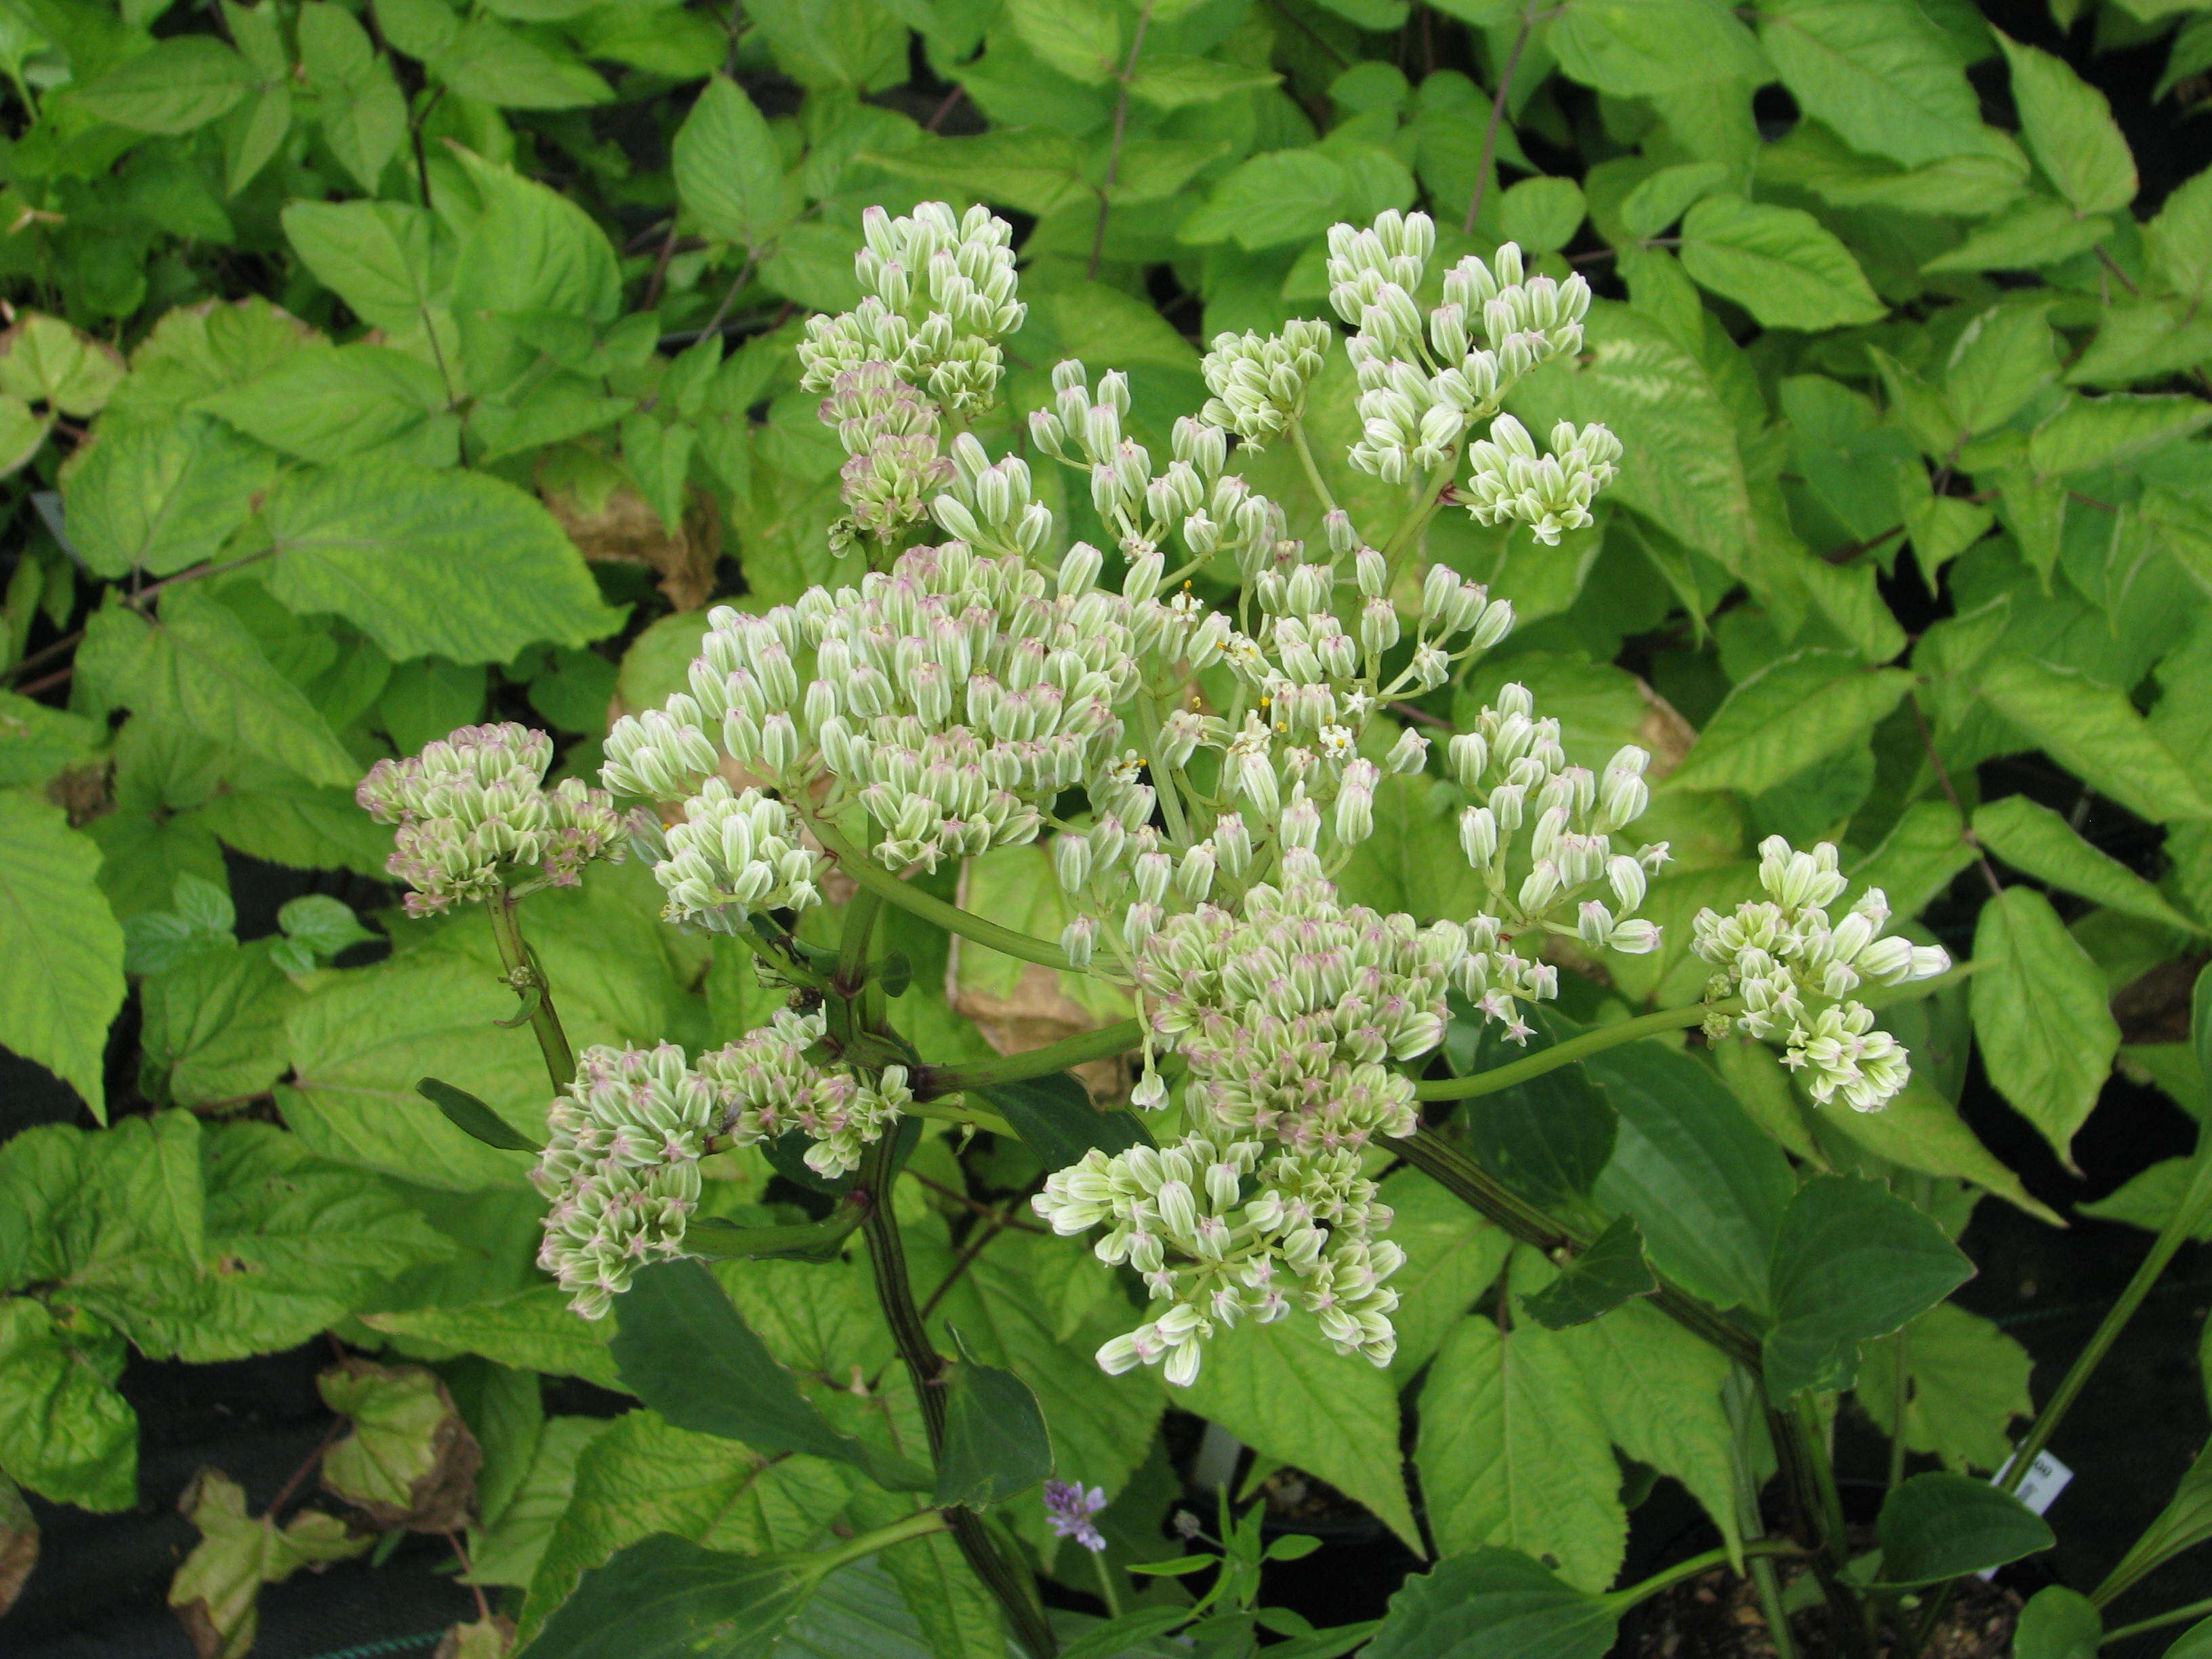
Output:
[
  {"xmin": 516, "ymin": 1410, "xmax": 853, "ymax": 1645},
  {"xmin": 1756, "ymin": 0, "xmax": 1990, "ymax": 167},
  {"xmin": 1816, "ymin": 1076, "xmax": 2064, "ymax": 1227},
  {"xmin": 79, "ymin": 594, "xmax": 359, "ymax": 790},
  {"xmin": 318, "ymin": 1359, "xmax": 479, "ymax": 1531},
  {"xmin": 1128, "ymin": 55, "xmax": 1281, "ymax": 110},
  {"xmin": 0, "ymin": 1298, "xmax": 137, "ymax": 1510},
  {"xmin": 1521, "ymin": 1216, "xmax": 1656, "ymax": 1330},
  {"xmin": 1008, "ymin": 0, "xmax": 1122, "ymax": 83},
  {"xmin": 364, "ymin": 1286, "xmax": 622, "ymax": 1389},
  {"xmin": 1551, "ymin": 1298, "xmax": 1743, "ymax": 1568},
  {"xmin": 2096, "ymin": 1439, "xmax": 2212, "ymax": 1604},
  {"xmin": 1364, "ymin": 1549, "xmax": 1620, "ymax": 1659},
  {"xmin": 199, "ymin": 346, "xmax": 455, "ymax": 466},
  {"xmin": 61, "ymin": 412, "xmax": 277, "ymax": 578},
  {"xmin": 1923, "ymin": 195, "xmax": 2110, "ymax": 275},
  {"xmin": 1586, "ymin": 1044, "xmax": 1796, "ymax": 1315},
  {"xmin": 2029, "ymin": 394, "xmax": 2212, "ymax": 477},
  {"xmin": 1551, "ymin": 0, "xmax": 1766, "ymax": 94},
  {"xmin": 1970, "ymin": 886, "xmax": 2123, "ymax": 1164},
  {"xmin": 1618, "ymin": 163, "xmax": 1731, "ymax": 239},
  {"xmin": 73, "ymin": 36, "xmax": 251, "ymax": 134},
  {"xmin": 281, "ymin": 200, "xmax": 452, "ymax": 338},
  {"xmin": 611, "ymin": 1260, "xmax": 921, "ymax": 1486},
  {"xmin": 419, "ymin": 1078, "xmax": 544, "ymax": 1152},
  {"xmin": 1177, "ymin": 148, "xmax": 1352, "ymax": 251},
  {"xmin": 1677, "ymin": 197, "xmax": 1887, "ymax": 331},
  {"xmin": 863, "ymin": 132, "xmax": 1092, "ymax": 219},
  {"xmin": 1176, "ymin": 1311, "xmax": 1419, "ymax": 1551},
  {"xmin": 527, "ymin": 1533, "xmax": 820, "ymax": 1659},
  {"xmin": 1993, "ymin": 32, "xmax": 2136, "ymax": 215},
  {"xmin": 468, "ymin": 1414, "xmax": 611, "ymax": 1589},
  {"xmin": 263, "ymin": 458, "xmax": 623, "ymax": 663},
  {"xmin": 674, "ymin": 75, "xmax": 792, "ymax": 250},
  {"xmin": 1460, "ymin": 1059, "xmax": 1617, "ymax": 1209},
  {"xmin": 0, "ymin": 693, "xmax": 100, "ymax": 790},
  {"xmin": 975, "ymin": 1072, "xmax": 1153, "ymax": 1173},
  {"xmin": 1762, "ymin": 1175, "xmax": 1973, "ymax": 1402},
  {"xmin": 275, "ymin": 895, "xmax": 375, "ymax": 965},
  {"xmin": 1978, "ymin": 654, "xmax": 2212, "ymax": 825},
  {"xmin": 933, "ymin": 1326, "xmax": 1054, "ymax": 1507},
  {"xmin": 1670, "ymin": 651, "xmax": 1912, "ymax": 795},
  {"xmin": 1380, "ymin": 1168, "xmax": 1513, "ymax": 1378},
  {"xmin": 1973, "ymin": 795, "xmax": 2203, "ymax": 934},
  {"xmin": 1858, "ymin": 1303, "xmax": 2032, "ymax": 1473},
  {"xmin": 1876, "ymin": 1471, "xmax": 2053, "ymax": 1583},
  {"xmin": 141, "ymin": 943, "xmax": 298, "ymax": 1107},
  {"xmin": 169, "ymin": 1467, "xmax": 369, "ymax": 1656},
  {"xmin": 2012, "ymin": 1586, "xmax": 2102, "ymax": 1659},
  {"xmin": 1497, "ymin": 178, "xmax": 1586, "ymax": 254},
  {"xmin": 0, "ymin": 313, "xmax": 127, "ymax": 417},
  {"xmin": 1416, "ymin": 1317, "xmax": 1626, "ymax": 1592},
  {"xmin": 0, "ymin": 791, "xmax": 125, "ymax": 1122},
  {"xmin": 430, "ymin": 16, "xmax": 610, "ymax": 107},
  {"xmin": 282, "ymin": 956, "xmax": 546, "ymax": 1190},
  {"xmin": 2147, "ymin": 168, "xmax": 2212, "ymax": 303},
  {"xmin": 1945, "ymin": 302, "xmax": 2059, "ymax": 438},
  {"xmin": 449, "ymin": 146, "xmax": 623, "ymax": 324}
]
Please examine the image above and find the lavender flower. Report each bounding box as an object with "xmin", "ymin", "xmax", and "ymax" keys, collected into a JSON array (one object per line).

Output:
[{"xmin": 1043, "ymin": 1480, "xmax": 1109, "ymax": 1553}]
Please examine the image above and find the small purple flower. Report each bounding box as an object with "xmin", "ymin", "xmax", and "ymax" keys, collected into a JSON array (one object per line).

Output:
[
  {"xmin": 1171, "ymin": 1509, "xmax": 1203, "ymax": 1540},
  {"xmin": 1042, "ymin": 1479, "xmax": 1109, "ymax": 1553}
]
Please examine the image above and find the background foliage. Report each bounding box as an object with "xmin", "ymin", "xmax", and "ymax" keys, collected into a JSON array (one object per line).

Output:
[{"xmin": 1, "ymin": 0, "xmax": 2210, "ymax": 1652}]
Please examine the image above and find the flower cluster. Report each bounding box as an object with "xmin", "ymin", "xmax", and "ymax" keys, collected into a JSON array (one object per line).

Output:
[
  {"xmin": 1198, "ymin": 319, "xmax": 1332, "ymax": 448},
  {"xmin": 1448, "ymin": 682, "xmax": 1672, "ymax": 972},
  {"xmin": 820, "ymin": 360, "xmax": 953, "ymax": 553},
  {"xmin": 1042, "ymin": 1481, "xmax": 1109, "ymax": 1553},
  {"xmin": 533, "ymin": 1044, "xmax": 716, "ymax": 1319},
  {"xmin": 695, "ymin": 1006, "xmax": 912, "ymax": 1179},
  {"xmin": 1691, "ymin": 838, "xmax": 1952, "ymax": 1111},
  {"xmin": 604, "ymin": 539, "xmax": 1139, "ymax": 875},
  {"xmin": 798, "ymin": 203, "xmax": 1023, "ymax": 416},
  {"xmin": 356, "ymin": 723, "xmax": 628, "ymax": 916},
  {"xmin": 654, "ymin": 779, "xmax": 824, "ymax": 928}
]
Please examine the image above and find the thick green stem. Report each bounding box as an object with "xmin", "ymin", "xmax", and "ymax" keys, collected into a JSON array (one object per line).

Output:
[
  {"xmin": 812, "ymin": 821, "xmax": 1076, "ymax": 972},
  {"xmin": 1376, "ymin": 455, "xmax": 1459, "ymax": 590},
  {"xmin": 1414, "ymin": 1001, "xmax": 1724, "ymax": 1101},
  {"xmin": 919, "ymin": 1019, "xmax": 1145, "ymax": 1100},
  {"xmin": 485, "ymin": 890, "xmax": 575, "ymax": 1091},
  {"xmin": 1768, "ymin": 1404, "xmax": 1872, "ymax": 1659},
  {"xmin": 857, "ymin": 1135, "xmax": 1060, "ymax": 1658},
  {"xmin": 815, "ymin": 1506, "xmax": 951, "ymax": 1575},
  {"xmin": 1289, "ymin": 419, "xmax": 1340, "ymax": 518},
  {"xmin": 1389, "ymin": 1128, "xmax": 1763, "ymax": 1370},
  {"xmin": 1609, "ymin": 1540, "xmax": 1805, "ymax": 1610}
]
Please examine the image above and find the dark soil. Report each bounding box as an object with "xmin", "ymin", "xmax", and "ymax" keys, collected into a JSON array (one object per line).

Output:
[{"xmin": 1622, "ymin": 1559, "xmax": 2021, "ymax": 1659}]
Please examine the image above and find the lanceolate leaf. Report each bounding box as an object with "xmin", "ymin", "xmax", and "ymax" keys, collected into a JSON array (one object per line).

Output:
[
  {"xmin": 523, "ymin": 1534, "xmax": 823, "ymax": 1659},
  {"xmin": 1756, "ymin": 0, "xmax": 1990, "ymax": 167},
  {"xmin": 1970, "ymin": 887, "xmax": 2123, "ymax": 1164},
  {"xmin": 1876, "ymin": 1471, "xmax": 2053, "ymax": 1583},
  {"xmin": 0, "ymin": 792, "xmax": 125, "ymax": 1122},
  {"xmin": 673, "ymin": 75, "xmax": 793, "ymax": 250},
  {"xmin": 419, "ymin": 1077, "xmax": 546, "ymax": 1152},
  {"xmin": 1971, "ymin": 794, "xmax": 2203, "ymax": 934},
  {"xmin": 1677, "ymin": 197, "xmax": 1887, "ymax": 331},
  {"xmin": 262, "ymin": 458, "xmax": 624, "ymax": 663}
]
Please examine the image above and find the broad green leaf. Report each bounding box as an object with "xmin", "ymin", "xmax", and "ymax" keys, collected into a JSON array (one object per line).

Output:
[
  {"xmin": 975, "ymin": 1072, "xmax": 1153, "ymax": 1171},
  {"xmin": 2012, "ymin": 1586, "xmax": 2102, "ymax": 1659},
  {"xmin": 0, "ymin": 693, "xmax": 100, "ymax": 789},
  {"xmin": 2095, "ymin": 1439, "xmax": 2212, "ymax": 1604},
  {"xmin": 1128, "ymin": 55, "xmax": 1280, "ymax": 109},
  {"xmin": 1586, "ymin": 1044, "xmax": 1797, "ymax": 1314},
  {"xmin": 745, "ymin": 0, "xmax": 906, "ymax": 89},
  {"xmin": 77, "ymin": 594, "xmax": 359, "ymax": 790},
  {"xmin": 1993, "ymin": 32, "xmax": 2136, "ymax": 215},
  {"xmin": 2029, "ymin": 394, "xmax": 2212, "ymax": 477},
  {"xmin": 199, "ymin": 346, "xmax": 455, "ymax": 466},
  {"xmin": 1858, "ymin": 1303, "xmax": 2032, "ymax": 1473},
  {"xmin": 1178, "ymin": 148, "xmax": 1352, "ymax": 250},
  {"xmin": 1816, "ymin": 1076, "xmax": 2064, "ymax": 1227},
  {"xmin": 282, "ymin": 956, "xmax": 546, "ymax": 1189},
  {"xmin": 1978, "ymin": 654, "xmax": 2212, "ymax": 825},
  {"xmin": 2171, "ymin": 1618, "xmax": 2212, "ymax": 1659},
  {"xmin": 281, "ymin": 200, "xmax": 452, "ymax": 337},
  {"xmin": 73, "ymin": 36, "xmax": 251, "ymax": 133},
  {"xmin": 468, "ymin": 1415, "xmax": 611, "ymax": 1589},
  {"xmin": 0, "ymin": 792, "xmax": 125, "ymax": 1121},
  {"xmin": 0, "ymin": 313, "xmax": 127, "ymax": 416},
  {"xmin": 2147, "ymin": 168, "xmax": 2212, "ymax": 302},
  {"xmin": 1618, "ymin": 163, "xmax": 1729, "ymax": 238},
  {"xmin": 611, "ymin": 1260, "xmax": 918, "ymax": 1485},
  {"xmin": 674, "ymin": 75, "xmax": 792, "ymax": 250},
  {"xmin": 262, "ymin": 458, "xmax": 623, "ymax": 663},
  {"xmin": 1757, "ymin": 0, "xmax": 1989, "ymax": 167},
  {"xmin": 61, "ymin": 413, "xmax": 276, "ymax": 578},
  {"xmin": 1378, "ymin": 1167, "xmax": 1512, "ymax": 1378},
  {"xmin": 834, "ymin": 1492, "xmax": 1005, "ymax": 1658},
  {"xmin": 449, "ymin": 146, "xmax": 623, "ymax": 323},
  {"xmin": 1678, "ymin": 197, "xmax": 1886, "ymax": 331},
  {"xmin": 0, "ymin": 1298, "xmax": 137, "ymax": 1510},
  {"xmin": 864, "ymin": 132, "xmax": 1091, "ymax": 219},
  {"xmin": 1923, "ymin": 195, "xmax": 2110, "ymax": 275},
  {"xmin": 1176, "ymin": 1310, "xmax": 1419, "ymax": 1551},
  {"xmin": 1973, "ymin": 794, "xmax": 2202, "ymax": 933},
  {"xmin": 318, "ymin": 62, "xmax": 407, "ymax": 194},
  {"xmin": 933, "ymin": 1327, "xmax": 1054, "ymax": 1507},
  {"xmin": 1520, "ymin": 1216, "xmax": 1656, "ymax": 1329},
  {"xmin": 1497, "ymin": 178, "xmax": 1586, "ymax": 254},
  {"xmin": 0, "ymin": 393, "xmax": 47, "ymax": 475},
  {"xmin": 1945, "ymin": 302, "xmax": 2058, "ymax": 437},
  {"xmin": 431, "ymin": 16, "xmax": 611, "ymax": 107},
  {"xmin": 1971, "ymin": 888, "xmax": 2123, "ymax": 1163},
  {"xmin": 527, "ymin": 1534, "xmax": 821, "ymax": 1659},
  {"xmin": 318, "ymin": 1359, "xmax": 478, "ymax": 1530},
  {"xmin": 1551, "ymin": 1296, "xmax": 1744, "ymax": 1567},
  {"xmin": 2079, "ymin": 1158, "xmax": 2212, "ymax": 1240},
  {"xmin": 1762, "ymin": 1175, "xmax": 1973, "ymax": 1402},
  {"xmin": 1460, "ymin": 1059, "xmax": 1617, "ymax": 1208},
  {"xmin": 1551, "ymin": 0, "xmax": 1766, "ymax": 95},
  {"xmin": 1670, "ymin": 650, "xmax": 1911, "ymax": 794},
  {"xmin": 363, "ymin": 1286, "xmax": 622, "ymax": 1388},
  {"xmin": 169, "ymin": 1467, "xmax": 369, "ymax": 1658},
  {"xmin": 1876, "ymin": 1471, "xmax": 2053, "ymax": 1582},
  {"xmin": 1008, "ymin": 0, "xmax": 1122, "ymax": 82},
  {"xmin": 140, "ymin": 943, "xmax": 298, "ymax": 1107},
  {"xmin": 1364, "ymin": 1549, "xmax": 1620, "ymax": 1659},
  {"xmin": 1416, "ymin": 1317, "xmax": 1625, "ymax": 1593},
  {"xmin": 516, "ymin": 1410, "xmax": 851, "ymax": 1644}
]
